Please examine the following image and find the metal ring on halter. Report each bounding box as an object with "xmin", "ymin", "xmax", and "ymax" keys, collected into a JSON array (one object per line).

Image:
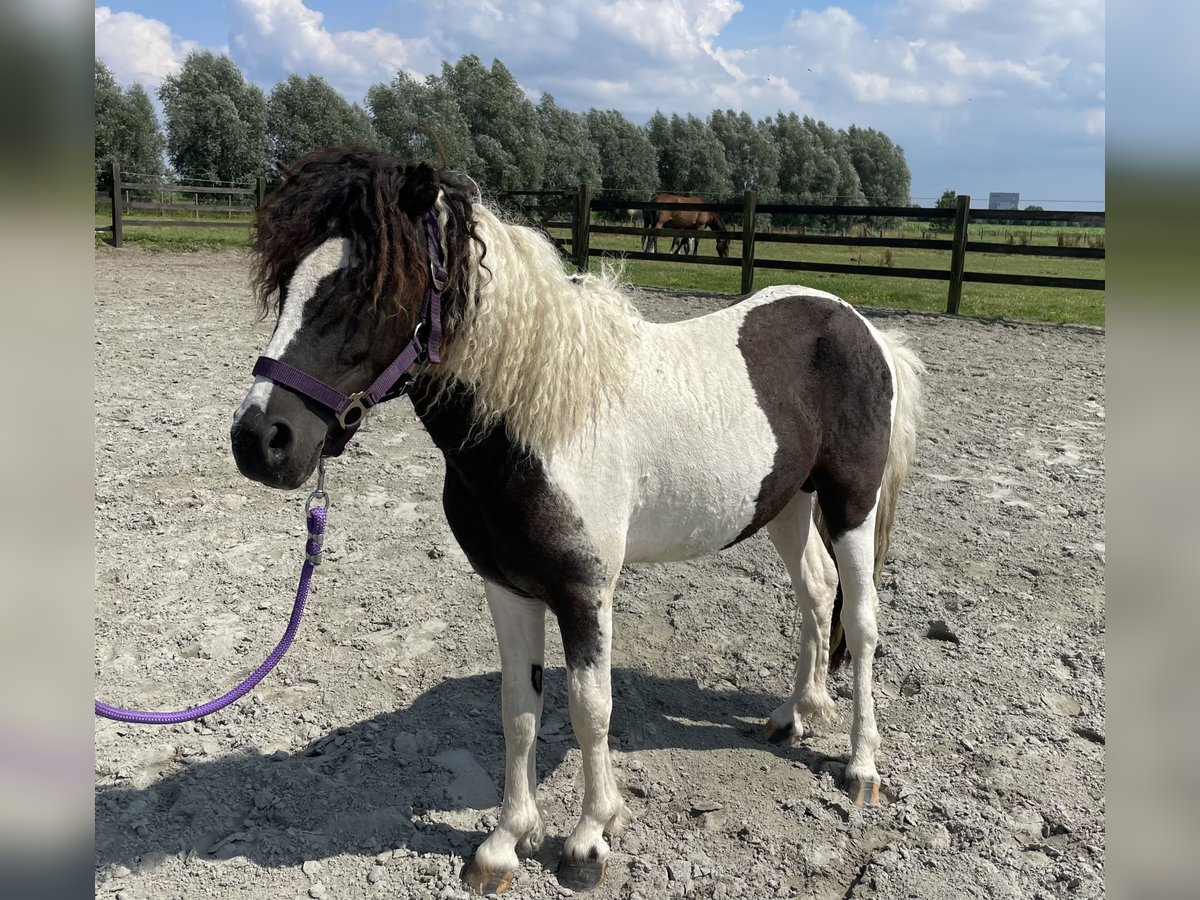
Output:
[
  {"xmin": 305, "ymin": 458, "xmax": 330, "ymax": 511},
  {"xmin": 335, "ymin": 392, "xmax": 369, "ymax": 430}
]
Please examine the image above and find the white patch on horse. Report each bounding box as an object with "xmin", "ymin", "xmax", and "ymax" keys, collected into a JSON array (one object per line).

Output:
[
  {"xmin": 233, "ymin": 238, "xmax": 348, "ymax": 422},
  {"xmin": 545, "ymin": 296, "xmax": 780, "ymax": 564}
]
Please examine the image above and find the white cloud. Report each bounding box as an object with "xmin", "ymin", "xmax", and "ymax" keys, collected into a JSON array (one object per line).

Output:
[
  {"xmin": 778, "ymin": 3, "xmax": 1091, "ymax": 112},
  {"xmin": 94, "ymin": 6, "xmax": 198, "ymax": 89},
  {"xmin": 421, "ymin": 0, "xmax": 783, "ymax": 116},
  {"xmin": 786, "ymin": 6, "xmax": 867, "ymax": 51},
  {"xmin": 930, "ymin": 41, "xmax": 1051, "ymax": 87},
  {"xmin": 92, "ymin": 1, "xmax": 1105, "ymax": 202},
  {"xmin": 225, "ymin": 0, "xmax": 437, "ymax": 97}
]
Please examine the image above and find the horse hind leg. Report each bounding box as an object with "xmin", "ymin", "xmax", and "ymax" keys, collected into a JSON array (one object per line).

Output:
[
  {"xmin": 828, "ymin": 502, "xmax": 884, "ymax": 806},
  {"xmin": 762, "ymin": 491, "xmax": 839, "ymax": 746}
]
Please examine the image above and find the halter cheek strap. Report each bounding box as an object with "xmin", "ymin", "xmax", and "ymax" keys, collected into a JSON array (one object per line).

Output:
[{"xmin": 252, "ymin": 208, "xmax": 448, "ymax": 458}]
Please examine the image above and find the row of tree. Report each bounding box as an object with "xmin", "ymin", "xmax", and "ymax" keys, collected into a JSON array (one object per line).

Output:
[{"xmin": 95, "ymin": 51, "xmax": 912, "ymax": 207}]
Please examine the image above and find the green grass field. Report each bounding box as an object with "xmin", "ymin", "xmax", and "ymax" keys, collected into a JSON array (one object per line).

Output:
[
  {"xmin": 96, "ymin": 208, "xmax": 1104, "ymax": 327},
  {"xmin": 583, "ymin": 223, "xmax": 1104, "ymax": 326}
]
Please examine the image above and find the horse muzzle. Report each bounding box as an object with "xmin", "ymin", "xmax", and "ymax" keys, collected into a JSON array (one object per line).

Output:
[{"xmin": 230, "ymin": 404, "xmax": 323, "ymax": 490}]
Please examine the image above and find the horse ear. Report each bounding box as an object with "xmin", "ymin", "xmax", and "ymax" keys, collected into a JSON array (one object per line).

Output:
[{"xmin": 397, "ymin": 163, "xmax": 440, "ymax": 219}]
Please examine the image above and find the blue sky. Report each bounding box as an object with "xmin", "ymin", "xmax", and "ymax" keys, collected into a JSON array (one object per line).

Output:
[{"xmin": 95, "ymin": 1, "xmax": 1105, "ymax": 208}]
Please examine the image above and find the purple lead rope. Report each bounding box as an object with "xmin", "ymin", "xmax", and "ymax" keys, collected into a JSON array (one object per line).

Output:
[
  {"xmin": 94, "ymin": 503, "xmax": 327, "ymax": 725},
  {"xmin": 97, "ymin": 209, "xmax": 446, "ymax": 724}
]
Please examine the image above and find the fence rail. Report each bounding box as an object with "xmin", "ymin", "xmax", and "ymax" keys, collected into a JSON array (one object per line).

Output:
[
  {"xmin": 102, "ymin": 172, "xmax": 1104, "ymax": 314},
  {"xmin": 501, "ymin": 187, "xmax": 1104, "ymax": 312},
  {"xmin": 99, "ymin": 163, "xmax": 263, "ymax": 246}
]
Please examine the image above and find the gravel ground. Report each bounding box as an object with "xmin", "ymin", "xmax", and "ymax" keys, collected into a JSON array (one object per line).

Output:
[{"xmin": 95, "ymin": 246, "xmax": 1105, "ymax": 900}]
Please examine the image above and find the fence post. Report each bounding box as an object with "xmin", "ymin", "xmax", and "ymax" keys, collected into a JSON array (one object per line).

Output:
[
  {"xmin": 574, "ymin": 183, "xmax": 592, "ymax": 273},
  {"xmin": 739, "ymin": 190, "xmax": 758, "ymax": 295},
  {"xmin": 946, "ymin": 194, "xmax": 971, "ymax": 314},
  {"xmin": 256, "ymin": 175, "xmax": 266, "ymax": 209},
  {"xmin": 109, "ymin": 161, "xmax": 123, "ymax": 248}
]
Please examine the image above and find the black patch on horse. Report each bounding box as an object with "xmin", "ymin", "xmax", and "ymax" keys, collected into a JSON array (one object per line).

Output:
[
  {"xmin": 731, "ymin": 294, "xmax": 893, "ymax": 543},
  {"xmin": 531, "ymin": 664, "xmax": 543, "ymax": 695},
  {"xmin": 410, "ymin": 379, "xmax": 609, "ymax": 670}
]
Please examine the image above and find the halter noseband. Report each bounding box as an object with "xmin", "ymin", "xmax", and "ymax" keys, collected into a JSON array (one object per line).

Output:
[{"xmin": 252, "ymin": 209, "xmax": 449, "ymax": 458}]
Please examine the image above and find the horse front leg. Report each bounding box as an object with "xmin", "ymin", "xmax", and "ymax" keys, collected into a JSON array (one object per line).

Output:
[
  {"xmin": 555, "ymin": 583, "xmax": 630, "ymax": 891},
  {"xmin": 465, "ymin": 583, "xmax": 547, "ymax": 895}
]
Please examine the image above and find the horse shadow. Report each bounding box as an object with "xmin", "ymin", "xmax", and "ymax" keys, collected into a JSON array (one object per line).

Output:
[{"xmin": 95, "ymin": 668, "xmax": 841, "ymax": 873}]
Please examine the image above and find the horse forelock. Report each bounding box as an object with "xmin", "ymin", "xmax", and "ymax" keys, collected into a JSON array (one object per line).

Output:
[{"xmin": 251, "ymin": 146, "xmax": 482, "ymax": 331}]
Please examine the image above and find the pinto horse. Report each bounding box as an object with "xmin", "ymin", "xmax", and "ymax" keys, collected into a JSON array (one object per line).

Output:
[
  {"xmin": 232, "ymin": 148, "xmax": 923, "ymax": 895},
  {"xmin": 641, "ymin": 192, "xmax": 731, "ymax": 257}
]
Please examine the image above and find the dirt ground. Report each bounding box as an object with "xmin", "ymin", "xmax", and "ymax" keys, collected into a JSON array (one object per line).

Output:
[{"xmin": 94, "ymin": 246, "xmax": 1105, "ymax": 900}]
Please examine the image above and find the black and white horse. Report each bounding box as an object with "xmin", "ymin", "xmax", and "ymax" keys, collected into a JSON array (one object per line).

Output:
[{"xmin": 231, "ymin": 148, "xmax": 923, "ymax": 894}]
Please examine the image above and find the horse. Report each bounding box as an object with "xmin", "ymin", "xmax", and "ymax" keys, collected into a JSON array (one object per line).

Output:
[
  {"xmin": 641, "ymin": 192, "xmax": 731, "ymax": 257},
  {"xmin": 231, "ymin": 147, "xmax": 924, "ymax": 895},
  {"xmin": 639, "ymin": 205, "xmax": 694, "ymax": 255}
]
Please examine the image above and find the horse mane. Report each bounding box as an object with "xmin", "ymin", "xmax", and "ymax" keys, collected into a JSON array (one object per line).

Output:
[
  {"xmin": 431, "ymin": 205, "xmax": 642, "ymax": 454},
  {"xmin": 252, "ymin": 145, "xmax": 483, "ymax": 325}
]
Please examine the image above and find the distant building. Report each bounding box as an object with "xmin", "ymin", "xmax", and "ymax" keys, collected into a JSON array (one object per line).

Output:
[{"xmin": 989, "ymin": 192, "xmax": 1020, "ymax": 210}]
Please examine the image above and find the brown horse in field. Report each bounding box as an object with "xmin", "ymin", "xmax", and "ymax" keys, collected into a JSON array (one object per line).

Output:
[{"xmin": 641, "ymin": 193, "xmax": 730, "ymax": 257}]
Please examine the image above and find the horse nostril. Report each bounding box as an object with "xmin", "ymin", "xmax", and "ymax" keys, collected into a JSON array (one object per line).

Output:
[{"xmin": 266, "ymin": 421, "xmax": 293, "ymax": 453}]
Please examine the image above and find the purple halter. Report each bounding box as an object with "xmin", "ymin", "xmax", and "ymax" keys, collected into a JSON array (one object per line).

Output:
[{"xmin": 253, "ymin": 209, "xmax": 449, "ymax": 457}]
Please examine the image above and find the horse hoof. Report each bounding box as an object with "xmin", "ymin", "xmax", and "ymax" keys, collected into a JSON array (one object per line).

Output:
[
  {"xmin": 463, "ymin": 861, "xmax": 515, "ymax": 895},
  {"xmin": 762, "ymin": 719, "xmax": 796, "ymax": 746},
  {"xmin": 557, "ymin": 857, "xmax": 607, "ymax": 892},
  {"xmin": 847, "ymin": 778, "xmax": 880, "ymax": 807}
]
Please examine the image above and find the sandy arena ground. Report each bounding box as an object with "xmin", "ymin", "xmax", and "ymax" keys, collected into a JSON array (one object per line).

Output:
[{"xmin": 95, "ymin": 246, "xmax": 1104, "ymax": 899}]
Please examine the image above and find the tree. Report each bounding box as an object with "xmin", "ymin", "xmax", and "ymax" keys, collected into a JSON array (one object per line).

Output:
[
  {"xmin": 537, "ymin": 94, "xmax": 601, "ymax": 191},
  {"xmin": 440, "ymin": 56, "xmax": 546, "ymax": 190},
  {"xmin": 709, "ymin": 109, "xmax": 780, "ymax": 198},
  {"xmin": 645, "ymin": 113, "xmax": 733, "ymax": 196},
  {"xmin": 770, "ymin": 113, "xmax": 824, "ymax": 204},
  {"xmin": 367, "ymin": 72, "xmax": 482, "ymax": 174},
  {"xmin": 809, "ymin": 118, "xmax": 865, "ymax": 206},
  {"xmin": 159, "ymin": 51, "xmax": 267, "ymax": 183},
  {"xmin": 645, "ymin": 111, "xmax": 670, "ymax": 161},
  {"xmin": 267, "ymin": 74, "xmax": 376, "ymax": 167},
  {"xmin": 120, "ymin": 84, "xmax": 167, "ymax": 178},
  {"xmin": 935, "ymin": 189, "xmax": 958, "ymax": 230},
  {"xmin": 95, "ymin": 59, "xmax": 165, "ymax": 189},
  {"xmin": 584, "ymin": 109, "xmax": 658, "ymax": 197},
  {"xmin": 844, "ymin": 125, "xmax": 911, "ymax": 208},
  {"xmin": 1024, "ymin": 204, "xmax": 1044, "ymax": 211},
  {"xmin": 768, "ymin": 112, "xmax": 833, "ymax": 226},
  {"xmin": 95, "ymin": 59, "xmax": 122, "ymax": 184},
  {"xmin": 807, "ymin": 118, "xmax": 865, "ymax": 230}
]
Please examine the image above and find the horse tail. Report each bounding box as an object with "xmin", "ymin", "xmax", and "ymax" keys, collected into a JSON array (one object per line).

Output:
[{"xmin": 825, "ymin": 329, "xmax": 925, "ymax": 670}]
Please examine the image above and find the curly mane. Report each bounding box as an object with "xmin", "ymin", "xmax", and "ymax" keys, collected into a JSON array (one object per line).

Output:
[{"xmin": 252, "ymin": 146, "xmax": 483, "ymax": 326}]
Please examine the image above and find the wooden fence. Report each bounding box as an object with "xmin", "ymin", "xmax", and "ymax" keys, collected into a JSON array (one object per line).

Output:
[
  {"xmin": 97, "ymin": 166, "xmax": 1103, "ymax": 316},
  {"xmin": 497, "ymin": 188, "xmax": 1105, "ymax": 314},
  {"xmin": 96, "ymin": 163, "xmax": 264, "ymax": 248}
]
